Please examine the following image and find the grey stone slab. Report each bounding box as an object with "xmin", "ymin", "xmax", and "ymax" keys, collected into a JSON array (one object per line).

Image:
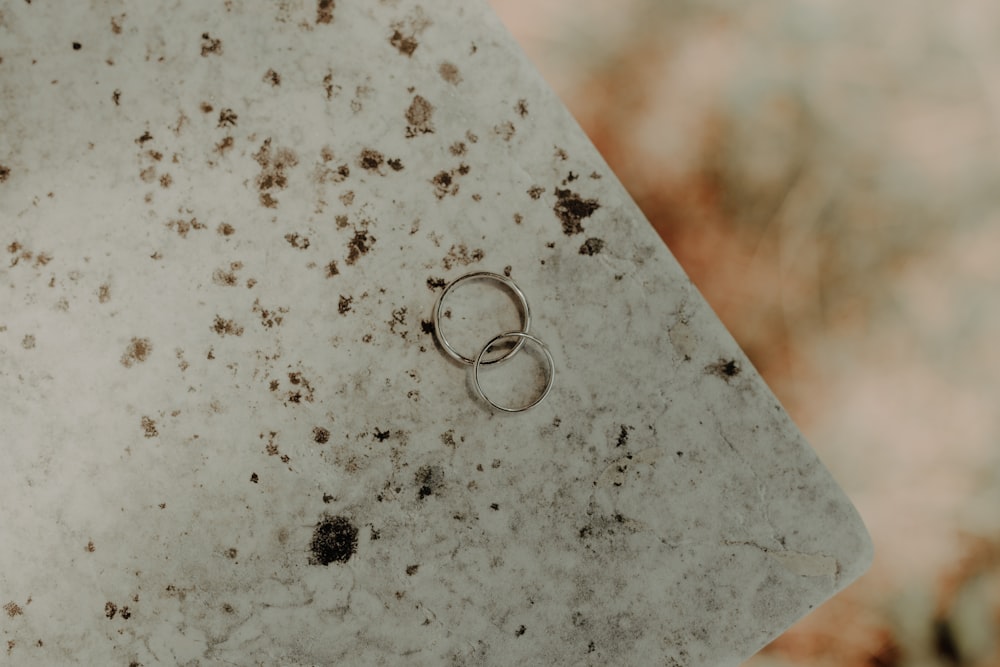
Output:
[{"xmin": 0, "ymin": 1, "xmax": 871, "ymax": 664}]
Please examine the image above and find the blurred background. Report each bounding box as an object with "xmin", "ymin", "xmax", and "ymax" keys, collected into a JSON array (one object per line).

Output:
[{"xmin": 490, "ymin": 0, "xmax": 1000, "ymax": 665}]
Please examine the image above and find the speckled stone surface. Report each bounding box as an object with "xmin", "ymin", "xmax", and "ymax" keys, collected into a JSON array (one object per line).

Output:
[{"xmin": 0, "ymin": 1, "xmax": 871, "ymax": 665}]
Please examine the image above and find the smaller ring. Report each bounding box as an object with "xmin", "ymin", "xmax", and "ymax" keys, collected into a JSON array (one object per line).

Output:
[
  {"xmin": 473, "ymin": 332, "xmax": 555, "ymax": 413},
  {"xmin": 432, "ymin": 271, "xmax": 531, "ymax": 366}
]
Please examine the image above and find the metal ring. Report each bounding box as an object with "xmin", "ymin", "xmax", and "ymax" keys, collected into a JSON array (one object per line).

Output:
[
  {"xmin": 432, "ymin": 271, "xmax": 531, "ymax": 366},
  {"xmin": 473, "ymin": 331, "xmax": 555, "ymax": 413}
]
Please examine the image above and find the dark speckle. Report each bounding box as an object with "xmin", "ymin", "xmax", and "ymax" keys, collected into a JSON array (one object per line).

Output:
[
  {"xmin": 217, "ymin": 108, "xmax": 237, "ymax": 128},
  {"xmin": 426, "ymin": 277, "xmax": 446, "ymax": 290},
  {"xmin": 325, "ymin": 260, "xmax": 339, "ymax": 278},
  {"xmin": 706, "ymin": 358, "xmax": 741, "ymax": 381},
  {"xmin": 212, "ymin": 315, "xmax": 244, "ymax": 337},
  {"xmin": 579, "ymin": 238, "xmax": 605, "ymax": 256},
  {"xmin": 415, "ymin": 464, "xmax": 444, "ymax": 499},
  {"xmin": 120, "ymin": 337, "xmax": 152, "ymax": 368},
  {"xmin": 309, "ymin": 515, "xmax": 358, "ymax": 565},
  {"xmin": 141, "ymin": 416, "xmax": 158, "ymax": 438},
  {"xmin": 263, "ymin": 68, "xmax": 281, "ymax": 86},
  {"xmin": 390, "ymin": 29, "xmax": 419, "ymax": 57},
  {"xmin": 387, "ymin": 158, "xmax": 404, "ymax": 171},
  {"xmin": 338, "ymin": 295, "xmax": 353, "ymax": 315},
  {"xmin": 420, "ymin": 319, "xmax": 434, "ymax": 335},
  {"xmin": 527, "ymin": 185, "xmax": 544, "ymax": 200},
  {"xmin": 373, "ymin": 428, "xmax": 390, "ymax": 442},
  {"xmin": 72, "ymin": 42, "xmax": 82, "ymax": 50},
  {"xmin": 405, "ymin": 95, "xmax": 435, "ymax": 137},
  {"xmin": 135, "ymin": 131, "xmax": 153, "ymax": 146},
  {"xmin": 439, "ymin": 62, "xmax": 461, "ymax": 85},
  {"xmin": 405, "ymin": 564, "xmax": 419, "ymax": 576},
  {"xmin": 346, "ymin": 229, "xmax": 375, "ymax": 265},
  {"xmin": 313, "ymin": 426, "xmax": 330, "ymax": 444},
  {"xmin": 0, "ymin": 165, "xmax": 9, "ymax": 183},
  {"xmin": 515, "ymin": 625, "xmax": 526, "ymax": 637},
  {"xmin": 250, "ymin": 472, "xmax": 259, "ymax": 483},
  {"xmin": 553, "ymin": 188, "xmax": 600, "ymax": 236},
  {"xmin": 316, "ymin": 0, "xmax": 334, "ymax": 25},
  {"xmin": 616, "ymin": 424, "xmax": 631, "ymax": 448},
  {"xmin": 358, "ymin": 148, "xmax": 384, "ymax": 172},
  {"xmin": 490, "ymin": 503, "xmax": 499, "ymax": 511},
  {"xmin": 515, "ymin": 99, "xmax": 528, "ymax": 117},
  {"xmin": 200, "ymin": 32, "xmax": 222, "ymax": 57}
]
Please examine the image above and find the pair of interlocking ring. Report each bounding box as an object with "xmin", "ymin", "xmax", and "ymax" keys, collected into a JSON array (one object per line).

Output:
[{"xmin": 432, "ymin": 271, "xmax": 555, "ymax": 413}]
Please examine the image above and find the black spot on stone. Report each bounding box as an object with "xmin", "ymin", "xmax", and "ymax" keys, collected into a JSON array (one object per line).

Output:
[
  {"xmin": 373, "ymin": 428, "xmax": 390, "ymax": 442},
  {"xmin": 309, "ymin": 515, "xmax": 358, "ymax": 565},
  {"xmin": 616, "ymin": 425, "xmax": 631, "ymax": 448},
  {"xmin": 426, "ymin": 276, "xmax": 446, "ymax": 290},
  {"xmin": 553, "ymin": 188, "xmax": 600, "ymax": 236},
  {"xmin": 579, "ymin": 237, "xmax": 605, "ymax": 256},
  {"xmin": 387, "ymin": 158, "xmax": 404, "ymax": 171},
  {"xmin": 405, "ymin": 564, "xmax": 419, "ymax": 575},
  {"xmin": 515, "ymin": 625, "xmax": 526, "ymax": 637},
  {"xmin": 415, "ymin": 464, "xmax": 444, "ymax": 499},
  {"xmin": 72, "ymin": 42, "xmax": 82, "ymax": 50},
  {"xmin": 250, "ymin": 472, "xmax": 259, "ymax": 483},
  {"xmin": 420, "ymin": 319, "xmax": 434, "ymax": 335},
  {"xmin": 706, "ymin": 358, "xmax": 741, "ymax": 381}
]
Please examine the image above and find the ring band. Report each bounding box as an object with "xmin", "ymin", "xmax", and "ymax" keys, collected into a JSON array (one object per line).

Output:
[
  {"xmin": 473, "ymin": 331, "xmax": 555, "ymax": 413},
  {"xmin": 432, "ymin": 271, "xmax": 531, "ymax": 366}
]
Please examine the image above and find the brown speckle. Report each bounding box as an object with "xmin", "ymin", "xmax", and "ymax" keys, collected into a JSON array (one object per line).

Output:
[
  {"xmin": 212, "ymin": 262, "xmax": 241, "ymax": 286},
  {"xmin": 3, "ymin": 602, "xmax": 22, "ymax": 618},
  {"xmin": 527, "ymin": 185, "xmax": 544, "ymax": 200},
  {"xmin": 494, "ymin": 121, "xmax": 515, "ymax": 142},
  {"xmin": 553, "ymin": 188, "xmax": 600, "ymax": 235},
  {"xmin": 159, "ymin": 173, "xmax": 172, "ymax": 188},
  {"xmin": 387, "ymin": 158, "xmax": 404, "ymax": 171},
  {"xmin": 216, "ymin": 136, "xmax": 234, "ymax": 155},
  {"xmin": 338, "ymin": 295, "xmax": 353, "ymax": 315},
  {"xmin": 139, "ymin": 166, "xmax": 156, "ymax": 183},
  {"xmin": 200, "ymin": 102, "xmax": 213, "ymax": 113},
  {"xmin": 253, "ymin": 138, "xmax": 298, "ymax": 207},
  {"xmin": 316, "ymin": 0, "xmax": 334, "ymax": 25},
  {"xmin": 345, "ymin": 229, "xmax": 375, "ymax": 265},
  {"xmin": 579, "ymin": 238, "xmax": 605, "ymax": 256},
  {"xmin": 515, "ymin": 99, "xmax": 528, "ymax": 117},
  {"xmin": 167, "ymin": 217, "xmax": 206, "ymax": 238},
  {"xmin": 442, "ymin": 244, "xmax": 484, "ymax": 270},
  {"xmin": 112, "ymin": 89, "xmax": 121, "ymax": 106},
  {"xmin": 200, "ymin": 32, "xmax": 222, "ymax": 57},
  {"xmin": 263, "ymin": 68, "xmax": 281, "ymax": 86},
  {"xmin": 0, "ymin": 165, "xmax": 9, "ymax": 183},
  {"xmin": 439, "ymin": 62, "xmax": 461, "ymax": 85},
  {"xmin": 358, "ymin": 148, "xmax": 384, "ymax": 172},
  {"xmin": 217, "ymin": 222, "xmax": 235, "ymax": 236},
  {"xmin": 325, "ymin": 260, "xmax": 339, "ymax": 278},
  {"xmin": 449, "ymin": 141, "xmax": 466, "ymax": 156},
  {"xmin": 217, "ymin": 108, "xmax": 237, "ymax": 128},
  {"xmin": 389, "ymin": 8, "xmax": 429, "ymax": 57},
  {"xmin": 313, "ymin": 426, "xmax": 330, "ymax": 444},
  {"xmin": 309, "ymin": 515, "xmax": 358, "ymax": 565},
  {"xmin": 110, "ymin": 14, "xmax": 123, "ymax": 34},
  {"xmin": 141, "ymin": 416, "xmax": 158, "ymax": 438},
  {"xmin": 121, "ymin": 337, "xmax": 152, "ymax": 367},
  {"xmin": 21, "ymin": 334, "xmax": 35, "ymax": 350},
  {"xmin": 86, "ymin": 540, "xmax": 95, "ymax": 552},
  {"xmin": 323, "ymin": 70, "xmax": 336, "ymax": 99},
  {"xmin": 212, "ymin": 315, "xmax": 244, "ymax": 337},
  {"xmin": 284, "ymin": 232, "xmax": 310, "ymax": 250},
  {"xmin": 405, "ymin": 95, "xmax": 435, "ymax": 137},
  {"xmin": 104, "ymin": 601, "xmax": 117, "ymax": 619},
  {"xmin": 406, "ymin": 564, "xmax": 420, "ymax": 576},
  {"xmin": 225, "ymin": 548, "xmax": 238, "ymax": 559}
]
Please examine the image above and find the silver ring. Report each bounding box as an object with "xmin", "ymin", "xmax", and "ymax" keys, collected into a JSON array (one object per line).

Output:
[
  {"xmin": 473, "ymin": 332, "xmax": 555, "ymax": 413},
  {"xmin": 432, "ymin": 271, "xmax": 531, "ymax": 366}
]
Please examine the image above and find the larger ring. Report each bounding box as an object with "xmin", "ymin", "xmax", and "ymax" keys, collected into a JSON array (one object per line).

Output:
[
  {"xmin": 473, "ymin": 331, "xmax": 555, "ymax": 413},
  {"xmin": 432, "ymin": 271, "xmax": 531, "ymax": 366}
]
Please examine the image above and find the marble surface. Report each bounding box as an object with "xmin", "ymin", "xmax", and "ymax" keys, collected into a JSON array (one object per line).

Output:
[{"xmin": 0, "ymin": 1, "xmax": 872, "ymax": 664}]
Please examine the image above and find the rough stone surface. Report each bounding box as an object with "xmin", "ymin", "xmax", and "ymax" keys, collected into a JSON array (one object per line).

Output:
[{"xmin": 0, "ymin": 1, "xmax": 871, "ymax": 665}]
